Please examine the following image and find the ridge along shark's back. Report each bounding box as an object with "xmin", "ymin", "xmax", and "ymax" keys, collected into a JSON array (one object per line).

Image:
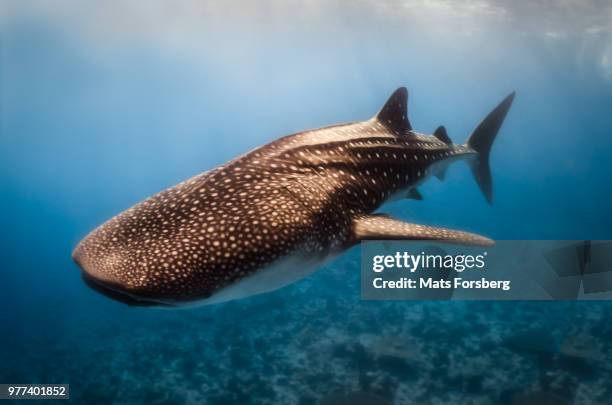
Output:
[{"xmin": 73, "ymin": 87, "xmax": 514, "ymax": 306}]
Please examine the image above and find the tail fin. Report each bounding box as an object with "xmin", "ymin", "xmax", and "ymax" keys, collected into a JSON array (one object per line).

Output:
[{"xmin": 466, "ymin": 92, "xmax": 515, "ymax": 204}]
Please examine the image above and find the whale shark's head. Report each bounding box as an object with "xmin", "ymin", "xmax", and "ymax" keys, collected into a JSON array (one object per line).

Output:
[
  {"xmin": 71, "ymin": 206, "xmax": 216, "ymax": 307},
  {"xmin": 72, "ymin": 233, "xmax": 177, "ymax": 307}
]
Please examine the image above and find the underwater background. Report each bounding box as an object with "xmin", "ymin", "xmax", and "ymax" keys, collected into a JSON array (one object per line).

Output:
[{"xmin": 2, "ymin": 1, "xmax": 612, "ymax": 403}]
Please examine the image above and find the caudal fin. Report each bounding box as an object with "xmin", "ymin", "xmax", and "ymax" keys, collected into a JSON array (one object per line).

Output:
[{"xmin": 466, "ymin": 92, "xmax": 515, "ymax": 204}]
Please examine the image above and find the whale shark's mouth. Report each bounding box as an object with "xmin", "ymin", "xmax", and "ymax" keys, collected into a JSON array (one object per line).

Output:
[{"xmin": 81, "ymin": 272, "xmax": 175, "ymax": 307}]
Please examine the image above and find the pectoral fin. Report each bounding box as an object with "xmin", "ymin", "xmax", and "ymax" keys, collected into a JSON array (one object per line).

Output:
[{"xmin": 352, "ymin": 214, "xmax": 494, "ymax": 246}]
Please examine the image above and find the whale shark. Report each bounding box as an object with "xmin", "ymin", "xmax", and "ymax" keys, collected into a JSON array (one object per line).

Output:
[{"xmin": 73, "ymin": 87, "xmax": 514, "ymax": 306}]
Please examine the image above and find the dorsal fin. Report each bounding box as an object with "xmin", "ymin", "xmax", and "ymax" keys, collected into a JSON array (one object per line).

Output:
[
  {"xmin": 433, "ymin": 125, "xmax": 452, "ymax": 144},
  {"xmin": 376, "ymin": 87, "xmax": 412, "ymax": 134}
]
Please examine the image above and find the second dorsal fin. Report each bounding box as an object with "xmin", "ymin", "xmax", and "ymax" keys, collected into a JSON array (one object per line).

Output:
[
  {"xmin": 376, "ymin": 87, "xmax": 412, "ymax": 134},
  {"xmin": 434, "ymin": 125, "xmax": 452, "ymax": 144}
]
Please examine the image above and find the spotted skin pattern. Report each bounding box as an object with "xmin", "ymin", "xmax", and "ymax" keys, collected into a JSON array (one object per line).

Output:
[{"xmin": 73, "ymin": 87, "xmax": 514, "ymax": 306}]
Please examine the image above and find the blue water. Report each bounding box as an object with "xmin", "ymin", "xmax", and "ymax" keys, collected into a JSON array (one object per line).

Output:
[{"xmin": 2, "ymin": 2, "xmax": 612, "ymax": 404}]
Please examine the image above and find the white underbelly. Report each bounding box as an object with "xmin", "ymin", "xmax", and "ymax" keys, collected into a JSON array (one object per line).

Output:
[{"xmin": 192, "ymin": 253, "xmax": 333, "ymax": 306}]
